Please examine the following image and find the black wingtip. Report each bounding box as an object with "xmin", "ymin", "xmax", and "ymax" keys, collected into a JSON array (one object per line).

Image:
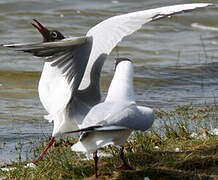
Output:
[
  {"xmin": 1, "ymin": 44, "xmax": 17, "ymax": 48},
  {"xmin": 64, "ymin": 125, "xmax": 103, "ymax": 134}
]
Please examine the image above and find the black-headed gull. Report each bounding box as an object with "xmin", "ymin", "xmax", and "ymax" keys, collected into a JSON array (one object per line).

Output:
[
  {"xmin": 2, "ymin": 3, "xmax": 212, "ymax": 163},
  {"xmin": 68, "ymin": 57, "xmax": 154, "ymax": 178}
]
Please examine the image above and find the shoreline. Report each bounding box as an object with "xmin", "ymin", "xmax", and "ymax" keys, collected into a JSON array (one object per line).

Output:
[{"xmin": 0, "ymin": 104, "xmax": 217, "ymax": 179}]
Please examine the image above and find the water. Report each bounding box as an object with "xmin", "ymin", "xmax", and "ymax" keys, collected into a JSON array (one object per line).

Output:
[{"xmin": 0, "ymin": 0, "xmax": 218, "ymax": 164}]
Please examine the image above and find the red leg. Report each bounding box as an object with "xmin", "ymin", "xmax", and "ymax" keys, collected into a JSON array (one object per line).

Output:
[
  {"xmin": 116, "ymin": 147, "xmax": 135, "ymax": 170},
  {"xmin": 33, "ymin": 136, "xmax": 55, "ymax": 164},
  {"xmin": 93, "ymin": 151, "xmax": 98, "ymax": 179}
]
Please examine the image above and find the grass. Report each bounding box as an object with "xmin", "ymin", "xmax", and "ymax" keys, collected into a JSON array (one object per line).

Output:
[{"xmin": 0, "ymin": 104, "xmax": 218, "ymax": 180}]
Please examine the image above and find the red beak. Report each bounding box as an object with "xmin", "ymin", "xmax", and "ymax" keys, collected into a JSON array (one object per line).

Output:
[{"xmin": 31, "ymin": 19, "xmax": 50, "ymax": 41}]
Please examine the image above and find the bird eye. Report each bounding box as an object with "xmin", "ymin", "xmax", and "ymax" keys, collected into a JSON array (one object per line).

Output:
[{"xmin": 52, "ymin": 32, "xmax": 58, "ymax": 38}]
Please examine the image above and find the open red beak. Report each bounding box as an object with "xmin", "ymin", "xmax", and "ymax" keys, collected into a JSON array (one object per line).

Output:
[{"xmin": 31, "ymin": 19, "xmax": 50, "ymax": 41}]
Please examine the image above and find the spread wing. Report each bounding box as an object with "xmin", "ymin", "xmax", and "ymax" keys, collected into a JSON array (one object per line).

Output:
[
  {"xmin": 3, "ymin": 36, "xmax": 92, "ymax": 90},
  {"xmin": 79, "ymin": 3, "xmax": 212, "ymax": 90}
]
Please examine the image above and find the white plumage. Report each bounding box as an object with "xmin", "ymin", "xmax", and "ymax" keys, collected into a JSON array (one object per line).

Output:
[
  {"xmin": 3, "ymin": 3, "xmax": 212, "ymax": 136},
  {"xmin": 2, "ymin": 3, "xmax": 212, "ymax": 164},
  {"xmin": 37, "ymin": 3, "xmax": 212, "ymax": 136},
  {"xmin": 70, "ymin": 58, "xmax": 154, "ymax": 177},
  {"xmin": 71, "ymin": 59, "xmax": 154, "ymax": 153}
]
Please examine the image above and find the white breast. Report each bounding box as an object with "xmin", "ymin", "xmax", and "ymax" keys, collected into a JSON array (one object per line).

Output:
[{"xmin": 38, "ymin": 62, "xmax": 72, "ymax": 114}]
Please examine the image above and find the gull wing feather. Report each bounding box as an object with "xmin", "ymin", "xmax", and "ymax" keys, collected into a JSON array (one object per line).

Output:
[
  {"xmin": 79, "ymin": 3, "xmax": 212, "ymax": 89},
  {"xmin": 3, "ymin": 36, "xmax": 92, "ymax": 90},
  {"xmin": 78, "ymin": 102, "xmax": 148, "ymax": 130},
  {"xmin": 65, "ymin": 103, "xmax": 154, "ymax": 134},
  {"xmin": 96, "ymin": 103, "xmax": 154, "ymax": 131}
]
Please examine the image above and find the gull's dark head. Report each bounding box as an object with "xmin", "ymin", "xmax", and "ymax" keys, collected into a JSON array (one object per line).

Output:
[
  {"xmin": 114, "ymin": 57, "xmax": 132, "ymax": 69},
  {"xmin": 31, "ymin": 19, "xmax": 65, "ymax": 42}
]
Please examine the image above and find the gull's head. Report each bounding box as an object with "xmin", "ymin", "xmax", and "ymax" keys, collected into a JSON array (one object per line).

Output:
[
  {"xmin": 31, "ymin": 19, "xmax": 65, "ymax": 42},
  {"xmin": 114, "ymin": 57, "xmax": 132, "ymax": 69}
]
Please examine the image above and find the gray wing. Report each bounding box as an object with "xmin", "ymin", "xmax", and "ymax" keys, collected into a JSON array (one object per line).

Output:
[
  {"xmin": 102, "ymin": 104, "xmax": 154, "ymax": 131},
  {"xmin": 64, "ymin": 103, "xmax": 154, "ymax": 136},
  {"xmin": 3, "ymin": 36, "xmax": 93, "ymax": 90},
  {"xmin": 80, "ymin": 101, "xmax": 154, "ymax": 131},
  {"xmin": 80, "ymin": 101, "xmax": 132, "ymax": 128}
]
